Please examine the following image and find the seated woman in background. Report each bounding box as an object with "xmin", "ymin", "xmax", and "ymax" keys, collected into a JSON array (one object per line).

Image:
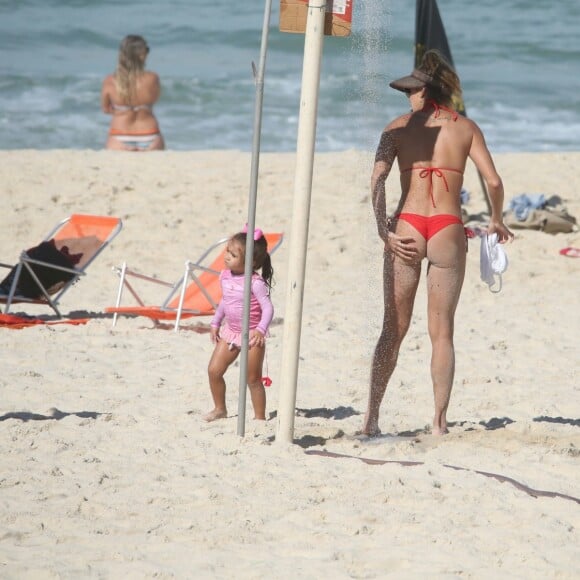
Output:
[{"xmin": 101, "ymin": 35, "xmax": 165, "ymax": 151}]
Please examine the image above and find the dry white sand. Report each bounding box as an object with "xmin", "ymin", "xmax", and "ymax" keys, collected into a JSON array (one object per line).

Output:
[{"xmin": 1, "ymin": 150, "xmax": 579, "ymax": 578}]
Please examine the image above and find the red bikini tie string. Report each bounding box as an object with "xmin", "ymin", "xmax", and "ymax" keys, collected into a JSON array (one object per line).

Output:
[
  {"xmin": 418, "ymin": 167, "xmax": 450, "ymax": 208},
  {"xmin": 424, "ymin": 99, "xmax": 458, "ymax": 121}
]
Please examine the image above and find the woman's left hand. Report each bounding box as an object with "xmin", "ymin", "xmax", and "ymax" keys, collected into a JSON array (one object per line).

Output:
[{"xmin": 386, "ymin": 232, "xmax": 420, "ymax": 262}]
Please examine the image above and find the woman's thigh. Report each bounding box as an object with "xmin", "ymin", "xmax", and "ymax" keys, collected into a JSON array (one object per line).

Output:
[
  {"xmin": 426, "ymin": 225, "xmax": 466, "ymax": 328},
  {"xmin": 383, "ymin": 251, "xmax": 422, "ymax": 334}
]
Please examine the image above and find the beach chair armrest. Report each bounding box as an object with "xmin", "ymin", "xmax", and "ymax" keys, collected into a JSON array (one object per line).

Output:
[
  {"xmin": 111, "ymin": 265, "xmax": 174, "ymax": 288},
  {"xmin": 21, "ymin": 256, "xmax": 81, "ymax": 276}
]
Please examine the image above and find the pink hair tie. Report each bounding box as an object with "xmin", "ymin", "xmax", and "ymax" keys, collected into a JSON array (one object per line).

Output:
[{"xmin": 242, "ymin": 223, "xmax": 263, "ymax": 240}]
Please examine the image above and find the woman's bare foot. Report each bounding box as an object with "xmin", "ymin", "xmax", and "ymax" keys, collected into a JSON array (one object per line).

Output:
[
  {"xmin": 202, "ymin": 408, "xmax": 227, "ymax": 422},
  {"xmin": 432, "ymin": 413, "xmax": 449, "ymax": 435},
  {"xmin": 360, "ymin": 416, "xmax": 381, "ymax": 437}
]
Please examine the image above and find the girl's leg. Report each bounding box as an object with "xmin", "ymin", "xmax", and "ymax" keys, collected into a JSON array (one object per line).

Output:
[
  {"xmin": 426, "ymin": 226, "xmax": 466, "ymax": 435},
  {"xmin": 204, "ymin": 341, "xmax": 239, "ymax": 421},
  {"xmin": 362, "ymin": 249, "xmax": 422, "ymax": 435},
  {"xmin": 246, "ymin": 344, "xmax": 266, "ymax": 420}
]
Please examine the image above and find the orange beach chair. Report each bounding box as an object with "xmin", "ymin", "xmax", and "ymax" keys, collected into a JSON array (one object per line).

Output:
[
  {"xmin": 0, "ymin": 214, "xmax": 123, "ymax": 318},
  {"xmin": 105, "ymin": 232, "xmax": 283, "ymax": 331}
]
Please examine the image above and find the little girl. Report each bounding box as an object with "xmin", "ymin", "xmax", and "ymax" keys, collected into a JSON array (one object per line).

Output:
[{"xmin": 203, "ymin": 227, "xmax": 274, "ymax": 422}]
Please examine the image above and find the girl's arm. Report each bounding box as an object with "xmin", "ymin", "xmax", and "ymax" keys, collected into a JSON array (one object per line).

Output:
[
  {"xmin": 209, "ymin": 301, "xmax": 225, "ymax": 344},
  {"xmin": 210, "ymin": 272, "xmax": 226, "ymax": 330},
  {"xmin": 252, "ymin": 277, "xmax": 274, "ymax": 335},
  {"xmin": 210, "ymin": 300, "xmax": 225, "ymax": 329}
]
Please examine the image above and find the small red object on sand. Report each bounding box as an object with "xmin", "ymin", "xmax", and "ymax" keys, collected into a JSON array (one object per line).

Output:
[
  {"xmin": 559, "ymin": 247, "xmax": 580, "ymax": 258},
  {"xmin": 262, "ymin": 376, "xmax": 272, "ymax": 387}
]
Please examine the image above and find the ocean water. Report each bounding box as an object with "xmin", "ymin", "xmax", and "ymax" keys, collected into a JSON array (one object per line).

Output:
[{"xmin": 1, "ymin": 0, "xmax": 579, "ymax": 153}]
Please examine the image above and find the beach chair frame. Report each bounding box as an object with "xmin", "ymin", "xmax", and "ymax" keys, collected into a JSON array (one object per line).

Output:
[
  {"xmin": 0, "ymin": 214, "xmax": 123, "ymax": 318},
  {"xmin": 108, "ymin": 233, "xmax": 284, "ymax": 331}
]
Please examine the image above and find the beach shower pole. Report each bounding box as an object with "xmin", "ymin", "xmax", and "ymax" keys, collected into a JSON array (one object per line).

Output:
[
  {"xmin": 237, "ymin": 0, "xmax": 273, "ymax": 437},
  {"xmin": 276, "ymin": 2, "xmax": 326, "ymax": 444}
]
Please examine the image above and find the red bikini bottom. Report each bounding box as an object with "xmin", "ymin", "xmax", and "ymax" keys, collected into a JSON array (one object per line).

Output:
[{"xmin": 398, "ymin": 213, "xmax": 464, "ymax": 241}]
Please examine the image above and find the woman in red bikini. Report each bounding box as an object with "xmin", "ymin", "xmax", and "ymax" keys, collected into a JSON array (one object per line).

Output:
[
  {"xmin": 362, "ymin": 50, "xmax": 513, "ymax": 437},
  {"xmin": 101, "ymin": 35, "xmax": 165, "ymax": 151}
]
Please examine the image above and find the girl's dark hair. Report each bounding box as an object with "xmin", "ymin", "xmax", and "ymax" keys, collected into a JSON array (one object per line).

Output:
[{"xmin": 231, "ymin": 231, "xmax": 274, "ymax": 290}]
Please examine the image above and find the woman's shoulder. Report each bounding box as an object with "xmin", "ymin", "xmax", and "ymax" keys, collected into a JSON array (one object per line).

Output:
[
  {"xmin": 386, "ymin": 114, "xmax": 412, "ymax": 131},
  {"xmin": 142, "ymin": 70, "xmax": 161, "ymax": 83},
  {"xmin": 102, "ymin": 74, "xmax": 116, "ymax": 87},
  {"xmin": 138, "ymin": 71, "xmax": 161, "ymax": 98},
  {"xmin": 454, "ymin": 114, "xmax": 482, "ymax": 136}
]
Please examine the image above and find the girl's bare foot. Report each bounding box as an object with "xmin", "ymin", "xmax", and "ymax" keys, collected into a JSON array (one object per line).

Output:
[
  {"xmin": 431, "ymin": 425, "xmax": 449, "ymax": 436},
  {"xmin": 202, "ymin": 409, "xmax": 227, "ymax": 422}
]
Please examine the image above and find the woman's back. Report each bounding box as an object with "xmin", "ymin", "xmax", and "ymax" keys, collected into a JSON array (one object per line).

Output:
[
  {"xmin": 101, "ymin": 35, "xmax": 165, "ymax": 151},
  {"xmin": 392, "ymin": 104, "xmax": 477, "ymax": 216},
  {"xmin": 103, "ymin": 71, "xmax": 161, "ymax": 130}
]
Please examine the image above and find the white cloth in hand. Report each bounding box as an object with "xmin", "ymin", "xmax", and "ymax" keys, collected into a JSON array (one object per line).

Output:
[{"xmin": 480, "ymin": 233, "xmax": 508, "ymax": 293}]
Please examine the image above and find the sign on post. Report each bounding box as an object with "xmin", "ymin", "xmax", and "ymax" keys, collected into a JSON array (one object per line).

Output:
[{"xmin": 280, "ymin": 0, "xmax": 353, "ymax": 36}]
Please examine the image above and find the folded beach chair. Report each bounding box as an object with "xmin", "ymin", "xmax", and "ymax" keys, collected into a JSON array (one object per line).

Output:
[
  {"xmin": 105, "ymin": 232, "xmax": 283, "ymax": 331},
  {"xmin": 0, "ymin": 214, "xmax": 123, "ymax": 318}
]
